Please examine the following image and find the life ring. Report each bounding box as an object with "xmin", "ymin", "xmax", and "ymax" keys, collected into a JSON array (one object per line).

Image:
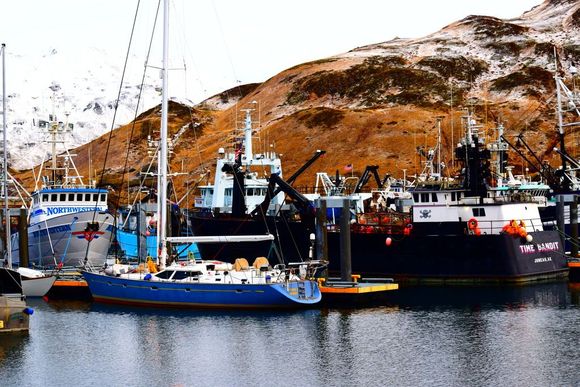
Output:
[{"xmin": 467, "ymin": 218, "xmax": 478, "ymax": 230}]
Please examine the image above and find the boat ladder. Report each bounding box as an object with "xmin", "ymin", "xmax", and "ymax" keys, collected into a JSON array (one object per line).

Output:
[{"xmin": 298, "ymin": 281, "xmax": 306, "ymax": 299}]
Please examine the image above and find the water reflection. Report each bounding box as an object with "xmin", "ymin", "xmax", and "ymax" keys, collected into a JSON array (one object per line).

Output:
[
  {"xmin": 377, "ymin": 280, "xmax": 573, "ymax": 311},
  {"xmin": 0, "ymin": 281, "xmax": 578, "ymax": 386}
]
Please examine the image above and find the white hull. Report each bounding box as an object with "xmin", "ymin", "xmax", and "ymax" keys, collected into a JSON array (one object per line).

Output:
[
  {"xmin": 21, "ymin": 275, "xmax": 56, "ymax": 297},
  {"xmin": 12, "ymin": 210, "xmax": 114, "ymax": 269}
]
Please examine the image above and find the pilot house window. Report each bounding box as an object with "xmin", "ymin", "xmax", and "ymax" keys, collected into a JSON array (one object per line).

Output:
[{"xmin": 472, "ymin": 208, "xmax": 486, "ymax": 217}]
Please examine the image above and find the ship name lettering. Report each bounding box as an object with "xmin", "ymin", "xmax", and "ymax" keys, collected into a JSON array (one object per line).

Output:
[
  {"xmin": 536, "ymin": 242, "xmax": 559, "ymax": 253},
  {"xmin": 47, "ymin": 207, "xmax": 102, "ymax": 216},
  {"xmin": 519, "ymin": 244, "xmax": 536, "ymax": 254},
  {"xmin": 519, "ymin": 241, "xmax": 559, "ymax": 255}
]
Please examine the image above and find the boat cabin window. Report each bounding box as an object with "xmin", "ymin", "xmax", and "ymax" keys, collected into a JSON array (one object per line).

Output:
[
  {"xmin": 155, "ymin": 270, "xmax": 174, "ymax": 279},
  {"xmin": 100, "ymin": 194, "xmax": 106, "ymax": 202},
  {"xmin": 77, "ymin": 193, "xmax": 83, "ymax": 201},
  {"xmin": 68, "ymin": 193, "xmax": 75, "ymax": 201},
  {"xmin": 413, "ymin": 193, "xmax": 419, "ymax": 202},
  {"xmin": 451, "ymin": 192, "xmax": 456, "ymax": 201},
  {"xmin": 172, "ymin": 271, "xmax": 201, "ymax": 280},
  {"xmin": 60, "ymin": 194, "xmax": 66, "ymax": 201},
  {"xmin": 93, "ymin": 194, "xmax": 98, "ymax": 202},
  {"xmin": 42, "ymin": 194, "xmax": 49, "ymax": 202},
  {"xmin": 431, "ymin": 193, "xmax": 438, "ymax": 202},
  {"xmin": 420, "ymin": 193, "xmax": 429, "ymax": 203},
  {"xmin": 472, "ymin": 208, "xmax": 486, "ymax": 217},
  {"xmin": 51, "ymin": 194, "xmax": 57, "ymax": 202},
  {"xmin": 85, "ymin": 194, "xmax": 91, "ymax": 201},
  {"xmin": 225, "ymin": 188, "xmax": 232, "ymax": 197}
]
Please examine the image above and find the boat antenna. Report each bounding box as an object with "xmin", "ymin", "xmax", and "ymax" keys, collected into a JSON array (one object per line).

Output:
[
  {"xmin": 449, "ymin": 78, "xmax": 455, "ymax": 169},
  {"xmin": 1, "ymin": 43, "xmax": 11, "ymax": 268}
]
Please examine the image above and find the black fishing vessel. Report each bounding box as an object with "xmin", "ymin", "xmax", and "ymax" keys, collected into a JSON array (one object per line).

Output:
[
  {"xmin": 189, "ymin": 106, "xmax": 319, "ymax": 263},
  {"xmin": 190, "ymin": 109, "xmax": 568, "ymax": 283},
  {"xmin": 327, "ymin": 112, "xmax": 568, "ymax": 282}
]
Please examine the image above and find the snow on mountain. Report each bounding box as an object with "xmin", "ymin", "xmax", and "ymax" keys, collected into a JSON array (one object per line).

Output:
[
  {"xmin": 2, "ymin": 45, "xmax": 189, "ymax": 171},
  {"xmin": 341, "ymin": 0, "xmax": 579, "ymax": 75}
]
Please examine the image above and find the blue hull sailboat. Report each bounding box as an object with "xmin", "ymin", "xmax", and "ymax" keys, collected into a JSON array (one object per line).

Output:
[
  {"xmin": 82, "ymin": 255, "xmax": 321, "ymax": 309},
  {"xmin": 83, "ymin": 273, "xmax": 321, "ymax": 308},
  {"xmin": 83, "ymin": 234, "xmax": 323, "ymax": 309},
  {"xmin": 82, "ymin": 0, "xmax": 322, "ymax": 309}
]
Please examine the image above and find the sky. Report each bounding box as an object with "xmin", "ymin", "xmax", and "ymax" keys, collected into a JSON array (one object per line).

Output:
[{"xmin": 1, "ymin": 0, "xmax": 542, "ymax": 104}]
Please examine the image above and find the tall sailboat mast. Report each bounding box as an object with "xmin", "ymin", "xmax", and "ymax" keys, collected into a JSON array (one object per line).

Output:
[
  {"xmin": 1, "ymin": 43, "xmax": 11, "ymax": 268},
  {"xmin": 158, "ymin": 0, "xmax": 169, "ymax": 269}
]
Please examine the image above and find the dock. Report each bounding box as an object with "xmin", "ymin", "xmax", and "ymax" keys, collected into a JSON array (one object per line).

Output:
[
  {"xmin": 318, "ymin": 275, "xmax": 398, "ymax": 306},
  {"xmin": 45, "ymin": 272, "xmax": 91, "ymax": 301},
  {"xmin": 568, "ymin": 259, "xmax": 580, "ymax": 282}
]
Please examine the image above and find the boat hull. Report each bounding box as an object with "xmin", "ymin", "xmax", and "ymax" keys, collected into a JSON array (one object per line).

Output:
[
  {"xmin": 190, "ymin": 213, "xmax": 313, "ymax": 262},
  {"xmin": 21, "ymin": 275, "xmax": 57, "ymax": 297},
  {"xmin": 191, "ymin": 215, "xmax": 568, "ymax": 283},
  {"xmin": 327, "ymin": 230, "xmax": 568, "ymax": 283},
  {"xmin": 82, "ymin": 271, "xmax": 321, "ymax": 308},
  {"xmin": 12, "ymin": 211, "xmax": 114, "ymax": 269}
]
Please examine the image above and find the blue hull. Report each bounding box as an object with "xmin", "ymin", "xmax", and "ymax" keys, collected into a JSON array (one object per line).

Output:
[{"xmin": 82, "ymin": 271, "xmax": 321, "ymax": 309}]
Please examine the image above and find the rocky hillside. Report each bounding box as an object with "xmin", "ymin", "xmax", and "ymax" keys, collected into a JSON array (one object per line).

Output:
[{"xmin": 13, "ymin": 0, "xmax": 580, "ymax": 204}]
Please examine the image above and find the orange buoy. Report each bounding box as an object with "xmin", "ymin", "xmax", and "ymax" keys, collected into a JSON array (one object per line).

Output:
[{"xmin": 467, "ymin": 218, "xmax": 478, "ymax": 230}]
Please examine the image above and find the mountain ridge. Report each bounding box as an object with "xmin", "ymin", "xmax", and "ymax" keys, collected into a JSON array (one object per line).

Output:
[{"xmin": 12, "ymin": 0, "xmax": 580, "ymax": 204}]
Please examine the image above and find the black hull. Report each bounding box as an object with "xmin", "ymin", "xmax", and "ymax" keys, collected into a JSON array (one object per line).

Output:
[
  {"xmin": 190, "ymin": 215, "xmax": 568, "ymax": 283},
  {"xmin": 190, "ymin": 214, "xmax": 313, "ymax": 264},
  {"xmin": 327, "ymin": 230, "xmax": 568, "ymax": 283}
]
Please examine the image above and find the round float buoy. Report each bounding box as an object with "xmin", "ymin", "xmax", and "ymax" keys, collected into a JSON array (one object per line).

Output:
[
  {"xmin": 467, "ymin": 218, "xmax": 478, "ymax": 230},
  {"xmin": 526, "ymin": 234, "xmax": 533, "ymax": 243},
  {"xmin": 23, "ymin": 307, "xmax": 34, "ymax": 315},
  {"xmin": 386, "ymin": 237, "xmax": 392, "ymax": 246}
]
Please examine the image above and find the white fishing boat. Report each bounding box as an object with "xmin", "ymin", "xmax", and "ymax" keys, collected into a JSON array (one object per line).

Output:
[
  {"xmin": 194, "ymin": 106, "xmax": 286, "ymax": 216},
  {"xmin": 10, "ymin": 99, "xmax": 114, "ymax": 269}
]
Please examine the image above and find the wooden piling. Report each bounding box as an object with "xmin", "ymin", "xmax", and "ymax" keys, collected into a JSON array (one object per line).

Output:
[
  {"xmin": 571, "ymin": 195, "xmax": 578, "ymax": 257},
  {"xmin": 18, "ymin": 208, "xmax": 28, "ymax": 268},
  {"xmin": 340, "ymin": 198, "xmax": 352, "ymax": 281}
]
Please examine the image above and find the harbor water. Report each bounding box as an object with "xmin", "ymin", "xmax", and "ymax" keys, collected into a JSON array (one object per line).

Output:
[{"xmin": 1, "ymin": 282, "xmax": 579, "ymax": 386}]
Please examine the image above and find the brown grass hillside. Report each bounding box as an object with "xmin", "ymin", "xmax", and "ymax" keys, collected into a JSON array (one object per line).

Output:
[{"xmin": 12, "ymin": 0, "xmax": 580, "ymax": 205}]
